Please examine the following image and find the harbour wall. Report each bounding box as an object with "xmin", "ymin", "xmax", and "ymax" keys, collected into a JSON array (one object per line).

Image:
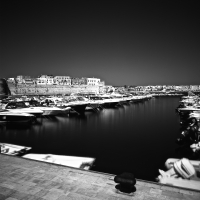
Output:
[{"xmin": 8, "ymin": 83, "xmax": 103, "ymax": 95}]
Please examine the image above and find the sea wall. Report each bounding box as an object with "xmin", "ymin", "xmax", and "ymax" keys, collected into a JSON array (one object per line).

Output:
[
  {"xmin": 8, "ymin": 83, "xmax": 103, "ymax": 95},
  {"xmin": 0, "ymin": 78, "xmax": 11, "ymax": 99}
]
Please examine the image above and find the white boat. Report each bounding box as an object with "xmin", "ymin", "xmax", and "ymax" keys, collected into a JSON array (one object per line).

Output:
[
  {"xmin": 98, "ymin": 94, "xmax": 121, "ymax": 108},
  {"xmin": 178, "ymin": 106, "xmax": 200, "ymax": 112},
  {"xmin": 25, "ymin": 100, "xmax": 68, "ymax": 116},
  {"xmin": 40, "ymin": 97, "xmax": 87, "ymax": 115},
  {"xmin": 157, "ymin": 158, "xmax": 200, "ymax": 191},
  {"xmin": 0, "ymin": 143, "xmax": 31, "ymax": 156},
  {"xmin": 61, "ymin": 97, "xmax": 88, "ymax": 114},
  {"xmin": 72, "ymin": 96, "xmax": 104, "ymax": 111},
  {"xmin": 130, "ymin": 95, "xmax": 149, "ymax": 102},
  {"xmin": 0, "ymin": 110, "xmax": 35, "ymax": 124},
  {"xmin": 1, "ymin": 101, "xmax": 43, "ymax": 117},
  {"xmin": 109, "ymin": 93, "xmax": 127, "ymax": 104},
  {"xmin": 23, "ymin": 154, "xmax": 95, "ymax": 170},
  {"xmin": 189, "ymin": 112, "xmax": 200, "ymax": 120},
  {"xmin": 88, "ymin": 96, "xmax": 105, "ymax": 108}
]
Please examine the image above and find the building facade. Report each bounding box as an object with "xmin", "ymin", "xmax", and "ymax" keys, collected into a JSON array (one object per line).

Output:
[
  {"xmin": 36, "ymin": 75, "xmax": 54, "ymax": 85},
  {"xmin": 54, "ymin": 76, "xmax": 71, "ymax": 85},
  {"xmin": 16, "ymin": 75, "xmax": 31, "ymax": 84},
  {"xmin": 190, "ymin": 85, "xmax": 199, "ymax": 91},
  {"xmin": 87, "ymin": 78, "xmax": 100, "ymax": 86}
]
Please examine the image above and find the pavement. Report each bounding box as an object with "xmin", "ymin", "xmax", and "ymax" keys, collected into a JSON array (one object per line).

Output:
[{"xmin": 0, "ymin": 153, "xmax": 200, "ymax": 200}]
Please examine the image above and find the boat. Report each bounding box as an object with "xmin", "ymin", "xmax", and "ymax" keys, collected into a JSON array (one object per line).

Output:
[
  {"xmin": 130, "ymin": 95, "xmax": 150, "ymax": 103},
  {"xmin": 75, "ymin": 96, "xmax": 104, "ymax": 111},
  {"xmin": 88, "ymin": 96, "xmax": 105, "ymax": 108},
  {"xmin": 176, "ymin": 94, "xmax": 200, "ymax": 112},
  {"xmin": 190, "ymin": 140, "xmax": 200, "ymax": 152},
  {"xmin": 0, "ymin": 110, "xmax": 36, "ymax": 124},
  {"xmin": 40, "ymin": 97, "xmax": 87, "ymax": 115},
  {"xmin": 108, "ymin": 93, "xmax": 127, "ymax": 105},
  {"xmin": 177, "ymin": 106, "xmax": 200, "ymax": 113},
  {"xmin": 24, "ymin": 100, "xmax": 68, "ymax": 116},
  {"xmin": 23, "ymin": 153, "xmax": 95, "ymax": 170},
  {"xmin": 176, "ymin": 117, "xmax": 200, "ymax": 146},
  {"xmin": 1, "ymin": 101, "xmax": 43, "ymax": 117},
  {"xmin": 0, "ymin": 143, "xmax": 31, "ymax": 156},
  {"xmin": 61, "ymin": 96, "xmax": 88, "ymax": 115},
  {"xmin": 176, "ymin": 95, "xmax": 200, "ymax": 113},
  {"xmin": 157, "ymin": 158, "xmax": 200, "ymax": 191},
  {"xmin": 189, "ymin": 112, "xmax": 200, "ymax": 121},
  {"xmin": 98, "ymin": 94, "xmax": 121, "ymax": 108}
]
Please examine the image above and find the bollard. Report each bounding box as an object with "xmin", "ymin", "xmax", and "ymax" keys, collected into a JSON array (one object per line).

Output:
[{"xmin": 114, "ymin": 172, "xmax": 136, "ymax": 194}]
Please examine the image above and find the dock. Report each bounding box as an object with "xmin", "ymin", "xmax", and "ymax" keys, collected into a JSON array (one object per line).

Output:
[{"xmin": 0, "ymin": 154, "xmax": 200, "ymax": 200}]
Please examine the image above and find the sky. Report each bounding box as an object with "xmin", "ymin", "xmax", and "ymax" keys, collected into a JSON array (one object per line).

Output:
[{"xmin": 1, "ymin": 0, "xmax": 200, "ymax": 86}]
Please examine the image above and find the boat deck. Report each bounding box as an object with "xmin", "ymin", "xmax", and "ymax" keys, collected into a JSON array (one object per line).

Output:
[{"xmin": 0, "ymin": 154, "xmax": 200, "ymax": 200}]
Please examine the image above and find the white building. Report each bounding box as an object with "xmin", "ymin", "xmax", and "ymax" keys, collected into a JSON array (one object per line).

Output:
[
  {"xmin": 87, "ymin": 78, "xmax": 100, "ymax": 86},
  {"xmin": 38, "ymin": 75, "xmax": 54, "ymax": 79},
  {"xmin": 16, "ymin": 75, "xmax": 30, "ymax": 83},
  {"xmin": 36, "ymin": 75, "xmax": 54, "ymax": 85},
  {"xmin": 7, "ymin": 78, "xmax": 15, "ymax": 83},
  {"xmin": 54, "ymin": 76, "xmax": 71, "ymax": 85},
  {"xmin": 190, "ymin": 85, "xmax": 199, "ymax": 91}
]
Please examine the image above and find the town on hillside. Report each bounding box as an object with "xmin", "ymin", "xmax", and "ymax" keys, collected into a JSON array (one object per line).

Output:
[{"xmin": 6, "ymin": 75, "xmax": 200, "ymax": 92}]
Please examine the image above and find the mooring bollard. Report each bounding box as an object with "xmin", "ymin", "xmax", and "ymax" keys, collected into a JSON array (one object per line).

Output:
[{"xmin": 114, "ymin": 172, "xmax": 136, "ymax": 194}]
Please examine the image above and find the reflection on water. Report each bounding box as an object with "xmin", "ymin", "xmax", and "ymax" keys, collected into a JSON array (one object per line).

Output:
[{"xmin": 0, "ymin": 97, "xmax": 182, "ymax": 181}]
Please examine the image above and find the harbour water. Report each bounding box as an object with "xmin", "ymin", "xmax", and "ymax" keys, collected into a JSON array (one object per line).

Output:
[{"xmin": 0, "ymin": 96, "xmax": 183, "ymax": 182}]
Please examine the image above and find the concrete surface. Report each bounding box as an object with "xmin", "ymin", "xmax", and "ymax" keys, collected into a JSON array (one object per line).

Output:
[{"xmin": 0, "ymin": 154, "xmax": 200, "ymax": 200}]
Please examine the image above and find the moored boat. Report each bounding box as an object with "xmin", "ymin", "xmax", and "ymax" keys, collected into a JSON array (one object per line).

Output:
[
  {"xmin": 189, "ymin": 112, "xmax": 200, "ymax": 121},
  {"xmin": 23, "ymin": 153, "xmax": 95, "ymax": 170},
  {"xmin": 25, "ymin": 100, "xmax": 68, "ymax": 116},
  {"xmin": 1, "ymin": 101, "xmax": 43, "ymax": 117},
  {"xmin": 0, "ymin": 110, "xmax": 36, "ymax": 124},
  {"xmin": 98, "ymin": 94, "xmax": 121, "ymax": 108},
  {"xmin": 60, "ymin": 96, "xmax": 88, "ymax": 115},
  {"xmin": 40, "ymin": 97, "xmax": 87, "ymax": 115},
  {"xmin": 0, "ymin": 143, "xmax": 31, "ymax": 156},
  {"xmin": 157, "ymin": 158, "xmax": 200, "ymax": 191},
  {"xmin": 178, "ymin": 106, "xmax": 200, "ymax": 113},
  {"xmin": 88, "ymin": 96, "xmax": 105, "ymax": 108}
]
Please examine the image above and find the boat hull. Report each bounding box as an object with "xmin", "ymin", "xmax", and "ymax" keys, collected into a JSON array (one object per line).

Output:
[
  {"xmin": 69, "ymin": 104, "xmax": 88, "ymax": 114},
  {"xmin": 157, "ymin": 158, "xmax": 200, "ymax": 191},
  {"xmin": 23, "ymin": 154, "xmax": 95, "ymax": 170},
  {"xmin": 0, "ymin": 143, "xmax": 31, "ymax": 156},
  {"xmin": 103, "ymin": 101, "xmax": 120, "ymax": 108},
  {"xmin": 0, "ymin": 112, "xmax": 35, "ymax": 124}
]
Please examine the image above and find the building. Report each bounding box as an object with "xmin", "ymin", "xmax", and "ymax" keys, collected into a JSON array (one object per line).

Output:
[
  {"xmin": 99, "ymin": 81, "xmax": 105, "ymax": 86},
  {"xmin": 190, "ymin": 85, "xmax": 199, "ymax": 91},
  {"xmin": 71, "ymin": 77, "xmax": 80, "ymax": 85},
  {"xmin": 87, "ymin": 78, "xmax": 100, "ymax": 86},
  {"xmin": 16, "ymin": 75, "xmax": 31, "ymax": 84},
  {"xmin": 53, "ymin": 76, "xmax": 71, "ymax": 85},
  {"xmin": 24, "ymin": 78, "xmax": 35, "ymax": 85},
  {"xmin": 179, "ymin": 85, "xmax": 190, "ymax": 91},
  {"xmin": 7, "ymin": 78, "xmax": 15, "ymax": 83},
  {"xmin": 38, "ymin": 75, "xmax": 54, "ymax": 79},
  {"xmin": 79, "ymin": 77, "xmax": 87, "ymax": 85},
  {"xmin": 36, "ymin": 75, "xmax": 54, "ymax": 85}
]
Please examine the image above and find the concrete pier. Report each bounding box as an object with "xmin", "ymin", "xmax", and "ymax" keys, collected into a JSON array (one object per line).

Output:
[{"xmin": 0, "ymin": 154, "xmax": 200, "ymax": 200}]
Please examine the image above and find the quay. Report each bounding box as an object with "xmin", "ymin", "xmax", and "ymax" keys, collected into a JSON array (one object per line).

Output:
[{"xmin": 0, "ymin": 154, "xmax": 200, "ymax": 200}]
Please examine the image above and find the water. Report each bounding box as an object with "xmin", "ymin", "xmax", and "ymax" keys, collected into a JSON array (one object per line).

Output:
[{"xmin": 0, "ymin": 96, "xmax": 182, "ymax": 181}]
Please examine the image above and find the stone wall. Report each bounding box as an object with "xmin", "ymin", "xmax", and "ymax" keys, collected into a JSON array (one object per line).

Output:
[
  {"xmin": 8, "ymin": 83, "xmax": 103, "ymax": 95},
  {"xmin": 0, "ymin": 78, "xmax": 11, "ymax": 99}
]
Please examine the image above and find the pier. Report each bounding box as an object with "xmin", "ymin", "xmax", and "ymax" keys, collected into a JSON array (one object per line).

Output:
[{"xmin": 0, "ymin": 154, "xmax": 200, "ymax": 200}]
